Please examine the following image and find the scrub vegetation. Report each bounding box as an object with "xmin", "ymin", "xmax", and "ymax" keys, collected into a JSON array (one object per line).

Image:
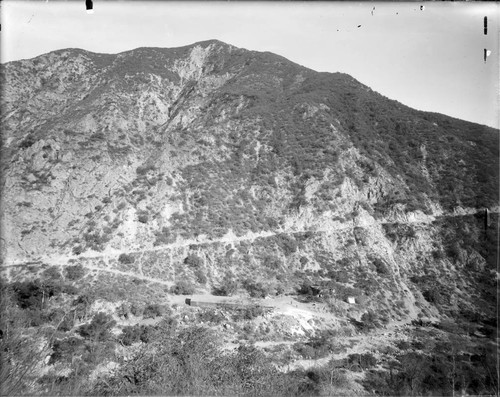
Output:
[{"xmin": 1, "ymin": 40, "xmax": 498, "ymax": 396}]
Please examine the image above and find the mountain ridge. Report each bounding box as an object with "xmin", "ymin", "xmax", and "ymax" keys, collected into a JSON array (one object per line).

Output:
[
  {"xmin": 0, "ymin": 39, "xmax": 498, "ymax": 396},
  {"xmin": 1, "ymin": 38, "xmax": 497, "ymax": 312},
  {"xmin": 3, "ymin": 39, "xmax": 498, "ymax": 128}
]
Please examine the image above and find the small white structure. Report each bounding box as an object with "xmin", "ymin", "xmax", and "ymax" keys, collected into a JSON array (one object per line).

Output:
[{"xmin": 347, "ymin": 297, "xmax": 356, "ymax": 304}]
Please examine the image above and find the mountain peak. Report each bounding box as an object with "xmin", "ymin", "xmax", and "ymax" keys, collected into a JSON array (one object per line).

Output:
[
  {"xmin": 1, "ymin": 40, "xmax": 497, "ymax": 261},
  {"xmin": 190, "ymin": 38, "xmax": 232, "ymax": 47},
  {"xmin": 116, "ymin": 39, "xmax": 236, "ymax": 57}
]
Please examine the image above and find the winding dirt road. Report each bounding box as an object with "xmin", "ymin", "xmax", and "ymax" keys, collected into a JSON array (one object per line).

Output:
[{"xmin": 2, "ymin": 209, "xmax": 494, "ymax": 287}]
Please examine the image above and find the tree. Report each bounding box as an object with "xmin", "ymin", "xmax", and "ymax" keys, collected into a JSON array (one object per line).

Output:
[
  {"xmin": 212, "ymin": 273, "xmax": 238, "ymax": 296},
  {"xmin": 361, "ymin": 310, "xmax": 380, "ymax": 331},
  {"xmin": 232, "ymin": 344, "xmax": 288, "ymax": 395},
  {"xmin": 92, "ymin": 325, "xmax": 222, "ymax": 396},
  {"xmin": 398, "ymin": 352, "xmax": 427, "ymax": 396},
  {"xmin": 118, "ymin": 253, "xmax": 135, "ymax": 264},
  {"xmin": 298, "ymin": 280, "xmax": 313, "ymax": 295},
  {"xmin": 42, "ymin": 266, "xmax": 62, "ymax": 281},
  {"xmin": 143, "ymin": 304, "xmax": 166, "ymax": 319},
  {"xmin": 194, "ymin": 268, "xmax": 207, "ymax": 285},
  {"xmin": 72, "ymin": 293, "xmax": 95, "ymax": 321},
  {"xmin": 433, "ymin": 335, "xmax": 477, "ymax": 397},
  {"xmin": 242, "ymin": 279, "xmax": 270, "ymax": 298},
  {"xmin": 116, "ymin": 302, "xmax": 131, "ymax": 319},
  {"xmin": 119, "ymin": 325, "xmax": 142, "ymax": 346},
  {"xmin": 78, "ymin": 312, "xmax": 116, "ymax": 342},
  {"xmin": 0, "ymin": 283, "xmax": 56, "ymax": 395},
  {"xmin": 184, "ymin": 254, "xmax": 202, "ymax": 268},
  {"xmin": 170, "ymin": 280, "xmax": 196, "ymax": 295},
  {"xmin": 65, "ymin": 264, "xmax": 86, "ymax": 280},
  {"xmin": 130, "ymin": 302, "xmax": 144, "ymax": 317}
]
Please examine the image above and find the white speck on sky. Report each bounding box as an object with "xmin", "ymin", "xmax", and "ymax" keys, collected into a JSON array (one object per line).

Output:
[{"xmin": 1, "ymin": 1, "xmax": 498, "ymax": 128}]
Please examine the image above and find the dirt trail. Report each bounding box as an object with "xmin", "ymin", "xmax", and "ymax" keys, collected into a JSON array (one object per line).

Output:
[
  {"xmin": 287, "ymin": 319, "xmax": 414, "ymax": 371},
  {"xmin": 4, "ymin": 258, "xmax": 173, "ymax": 286},
  {"xmin": 4, "ymin": 209, "xmax": 489, "ymax": 271},
  {"xmin": 174, "ymin": 292, "xmax": 415, "ymax": 372}
]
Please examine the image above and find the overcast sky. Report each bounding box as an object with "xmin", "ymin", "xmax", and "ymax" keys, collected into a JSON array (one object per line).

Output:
[{"xmin": 1, "ymin": 1, "xmax": 499, "ymax": 128}]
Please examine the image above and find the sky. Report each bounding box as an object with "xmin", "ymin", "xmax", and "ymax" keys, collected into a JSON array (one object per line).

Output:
[{"xmin": 1, "ymin": 1, "xmax": 499, "ymax": 129}]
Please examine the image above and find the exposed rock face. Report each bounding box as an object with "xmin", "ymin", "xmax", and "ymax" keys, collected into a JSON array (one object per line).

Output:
[{"xmin": 1, "ymin": 40, "xmax": 498, "ymax": 320}]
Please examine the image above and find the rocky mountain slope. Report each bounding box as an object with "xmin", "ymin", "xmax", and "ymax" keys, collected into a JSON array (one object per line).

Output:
[
  {"xmin": 0, "ymin": 40, "xmax": 498, "ymax": 395},
  {"xmin": 2, "ymin": 39, "xmax": 497, "ymax": 310}
]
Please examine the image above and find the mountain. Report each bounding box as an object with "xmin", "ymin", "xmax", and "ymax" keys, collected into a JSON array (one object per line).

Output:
[{"xmin": 0, "ymin": 40, "xmax": 498, "ymax": 395}]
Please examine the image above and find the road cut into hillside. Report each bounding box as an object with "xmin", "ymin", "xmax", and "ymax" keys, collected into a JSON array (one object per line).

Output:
[
  {"xmin": 168, "ymin": 290, "xmax": 421, "ymax": 377},
  {"xmin": 4, "ymin": 208, "xmax": 495, "ymax": 270}
]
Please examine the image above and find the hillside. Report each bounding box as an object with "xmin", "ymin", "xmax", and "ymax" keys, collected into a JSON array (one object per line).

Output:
[{"xmin": 0, "ymin": 40, "xmax": 498, "ymax": 396}]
